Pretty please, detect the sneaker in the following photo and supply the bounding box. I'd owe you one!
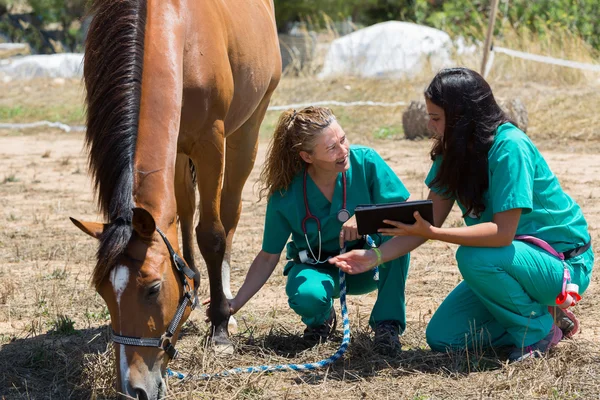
[373,320,401,354]
[508,324,563,363]
[303,307,336,343]
[548,306,579,339]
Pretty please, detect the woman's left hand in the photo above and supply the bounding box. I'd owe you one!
[379,211,434,238]
[339,215,360,248]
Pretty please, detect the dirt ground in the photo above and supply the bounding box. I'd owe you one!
[1,124,599,399]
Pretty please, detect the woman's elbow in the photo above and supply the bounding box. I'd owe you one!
[497,231,515,247]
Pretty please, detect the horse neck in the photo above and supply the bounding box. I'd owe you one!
[132,132,178,227]
[132,2,185,227]
[132,90,181,227]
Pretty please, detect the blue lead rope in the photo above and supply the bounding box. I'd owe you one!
[365,234,380,281]
[167,267,351,381]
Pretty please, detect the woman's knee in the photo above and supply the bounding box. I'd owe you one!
[455,245,500,277]
[286,279,331,317]
[455,246,480,268]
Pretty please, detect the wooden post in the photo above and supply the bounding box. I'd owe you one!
[481,0,500,75]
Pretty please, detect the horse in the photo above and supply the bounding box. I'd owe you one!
[70,0,281,398]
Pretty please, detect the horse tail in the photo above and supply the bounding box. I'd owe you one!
[83,0,147,286]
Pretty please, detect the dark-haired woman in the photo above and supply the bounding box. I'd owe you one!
[329,67,593,362]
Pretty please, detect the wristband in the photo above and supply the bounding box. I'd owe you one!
[372,247,382,267]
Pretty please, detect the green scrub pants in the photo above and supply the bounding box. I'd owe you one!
[286,254,410,331]
[426,241,594,351]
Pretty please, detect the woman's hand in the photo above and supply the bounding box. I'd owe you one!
[378,211,434,238]
[328,249,377,275]
[202,297,238,323]
[339,215,360,248]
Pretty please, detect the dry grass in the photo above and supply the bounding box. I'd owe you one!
[488,21,600,86]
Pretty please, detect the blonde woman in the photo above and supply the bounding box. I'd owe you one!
[219,106,411,352]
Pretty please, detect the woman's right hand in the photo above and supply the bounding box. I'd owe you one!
[328,249,377,275]
[202,297,238,323]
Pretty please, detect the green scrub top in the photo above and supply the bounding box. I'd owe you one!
[263,145,410,274]
[425,123,590,253]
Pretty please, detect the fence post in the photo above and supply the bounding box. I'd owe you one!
[481,0,500,75]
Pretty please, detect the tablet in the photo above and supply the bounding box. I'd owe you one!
[354,200,434,235]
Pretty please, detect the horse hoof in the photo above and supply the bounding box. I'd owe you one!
[213,342,234,356]
[228,316,238,334]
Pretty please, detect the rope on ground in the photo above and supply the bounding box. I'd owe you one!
[166,267,351,381]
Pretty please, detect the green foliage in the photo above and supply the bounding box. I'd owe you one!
[51,314,76,335]
[27,0,88,50]
[274,0,376,31]
[28,0,86,25]
[0,0,88,52]
[374,125,403,139]
[3,174,19,183]
[275,0,600,51]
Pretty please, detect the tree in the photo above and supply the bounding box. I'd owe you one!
[27,0,88,51]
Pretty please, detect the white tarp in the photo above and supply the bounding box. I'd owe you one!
[319,21,454,79]
[0,53,83,80]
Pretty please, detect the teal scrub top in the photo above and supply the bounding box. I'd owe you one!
[263,145,410,274]
[425,123,590,253]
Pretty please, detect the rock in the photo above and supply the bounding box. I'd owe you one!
[319,21,454,79]
[402,101,430,140]
[0,53,83,80]
[402,98,529,140]
[499,98,529,132]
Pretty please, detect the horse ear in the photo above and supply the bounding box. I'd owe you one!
[70,217,105,239]
[132,207,156,239]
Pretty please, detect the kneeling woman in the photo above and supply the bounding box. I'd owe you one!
[329,68,593,362]
[222,106,411,352]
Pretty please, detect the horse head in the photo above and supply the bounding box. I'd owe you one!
[71,208,198,399]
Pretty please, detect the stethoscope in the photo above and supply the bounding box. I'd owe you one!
[302,168,350,264]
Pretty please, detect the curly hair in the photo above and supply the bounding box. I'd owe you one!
[258,106,335,200]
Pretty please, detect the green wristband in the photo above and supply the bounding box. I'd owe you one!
[372,247,382,266]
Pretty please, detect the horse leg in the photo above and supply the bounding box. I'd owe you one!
[191,124,232,354]
[174,153,197,271]
[220,95,275,335]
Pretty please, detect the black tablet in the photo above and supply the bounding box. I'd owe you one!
[354,200,434,235]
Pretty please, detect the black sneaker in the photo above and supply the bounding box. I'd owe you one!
[373,320,401,354]
[303,307,336,343]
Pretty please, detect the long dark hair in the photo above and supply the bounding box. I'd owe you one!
[425,67,512,217]
[84,0,147,287]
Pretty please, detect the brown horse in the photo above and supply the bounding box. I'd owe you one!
[70,0,281,398]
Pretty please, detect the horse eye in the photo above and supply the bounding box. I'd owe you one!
[147,282,161,298]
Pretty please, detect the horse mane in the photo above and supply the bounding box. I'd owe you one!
[83,0,147,287]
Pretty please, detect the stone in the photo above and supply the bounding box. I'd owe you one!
[402,98,529,140]
[402,101,430,140]
[319,21,454,79]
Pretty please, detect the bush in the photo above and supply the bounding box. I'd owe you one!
[27,0,87,50]
[275,0,600,51]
